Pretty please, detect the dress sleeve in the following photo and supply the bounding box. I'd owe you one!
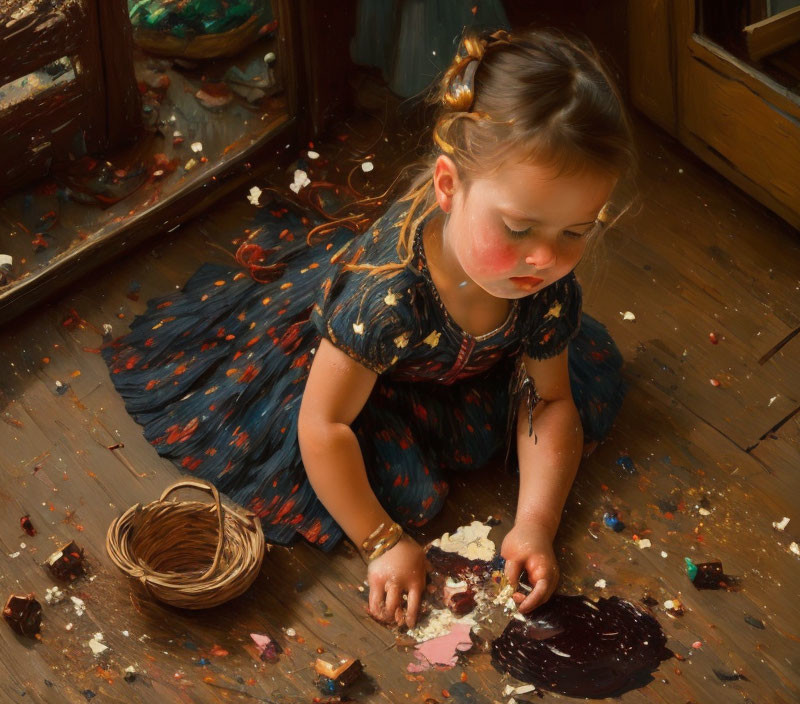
[310,266,409,375]
[520,272,583,360]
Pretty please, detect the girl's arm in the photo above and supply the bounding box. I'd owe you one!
[298,337,389,544]
[516,349,583,536]
[297,338,426,626]
[502,348,583,611]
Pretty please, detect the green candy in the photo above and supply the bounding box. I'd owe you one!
[685,557,697,581]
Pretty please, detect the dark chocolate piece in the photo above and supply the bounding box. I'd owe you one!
[45,540,85,581]
[492,595,671,699]
[315,657,363,694]
[3,593,42,637]
[692,561,738,590]
[426,545,493,577]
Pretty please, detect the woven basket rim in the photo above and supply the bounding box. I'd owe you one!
[106,479,265,608]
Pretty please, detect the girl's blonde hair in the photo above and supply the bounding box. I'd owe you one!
[308,27,636,275]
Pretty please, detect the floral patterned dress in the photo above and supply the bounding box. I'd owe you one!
[102,196,625,550]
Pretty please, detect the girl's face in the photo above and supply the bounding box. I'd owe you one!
[434,155,618,299]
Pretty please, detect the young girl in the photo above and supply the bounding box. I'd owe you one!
[103,28,634,629]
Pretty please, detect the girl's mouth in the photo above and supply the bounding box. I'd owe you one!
[510,276,544,291]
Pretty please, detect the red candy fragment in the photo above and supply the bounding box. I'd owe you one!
[20,515,36,536]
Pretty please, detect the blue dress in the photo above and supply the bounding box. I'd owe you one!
[102,195,625,550]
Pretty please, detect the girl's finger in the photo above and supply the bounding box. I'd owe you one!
[383,583,402,622]
[504,558,524,587]
[368,577,385,618]
[518,578,549,613]
[405,586,422,628]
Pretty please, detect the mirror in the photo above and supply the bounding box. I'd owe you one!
[0,0,292,323]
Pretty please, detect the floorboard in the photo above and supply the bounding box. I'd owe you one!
[1,72,798,703]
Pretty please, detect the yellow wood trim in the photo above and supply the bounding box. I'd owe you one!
[744,5,800,61]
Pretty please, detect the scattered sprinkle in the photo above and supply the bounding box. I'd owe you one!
[698,508,711,516]
[285,627,296,637]
[307,150,319,159]
[620,311,636,321]
[594,579,607,588]
[660,551,668,558]
[790,542,799,556]
[190,142,203,153]
[710,378,721,387]
[603,512,624,532]
[744,614,765,629]
[247,186,262,206]
[708,332,718,344]
[615,455,636,474]
[691,640,702,649]
[637,538,652,549]
[768,395,779,406]
[71,596,86,616]
[361,161,374,173]
[45,586,65,604]
[289,169,310,194]
[773,516,790,531]
[88,633,108,655]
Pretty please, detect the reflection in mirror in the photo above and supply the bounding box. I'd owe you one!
[0,57,76,112]
[0,0,288,318]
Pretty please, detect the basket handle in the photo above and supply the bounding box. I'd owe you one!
[160,480,224,580]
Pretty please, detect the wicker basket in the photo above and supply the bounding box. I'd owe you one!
[106,480,265,609]
[133,14,265,60]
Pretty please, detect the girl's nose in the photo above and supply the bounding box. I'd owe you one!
[525,244,556,270]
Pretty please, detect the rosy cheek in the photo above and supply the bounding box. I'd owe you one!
[469,234,518,276]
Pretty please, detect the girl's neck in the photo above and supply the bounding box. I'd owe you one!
[422,211,513,338]
[423,212,470,291]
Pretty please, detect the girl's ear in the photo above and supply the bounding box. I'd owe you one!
[433,154,460,214]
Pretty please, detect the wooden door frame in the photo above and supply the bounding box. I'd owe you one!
[629,1,800,230]
[673,0,800,229]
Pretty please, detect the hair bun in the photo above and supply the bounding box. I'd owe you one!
[442,30,512,112]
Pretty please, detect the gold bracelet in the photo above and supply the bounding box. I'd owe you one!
[361,521,403,562]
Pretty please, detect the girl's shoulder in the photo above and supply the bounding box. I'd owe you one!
[354,197,417,266]
[308,199,424,373]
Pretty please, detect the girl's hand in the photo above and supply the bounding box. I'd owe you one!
[501,522,559,613]
[366,534,426,628]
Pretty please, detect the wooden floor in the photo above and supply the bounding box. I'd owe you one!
[1,70,799,704]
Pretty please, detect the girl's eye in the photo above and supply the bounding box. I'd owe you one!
[503,223,532,239]
[563,230,585,239]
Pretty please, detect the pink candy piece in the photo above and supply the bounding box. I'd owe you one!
[407,623,473,672]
